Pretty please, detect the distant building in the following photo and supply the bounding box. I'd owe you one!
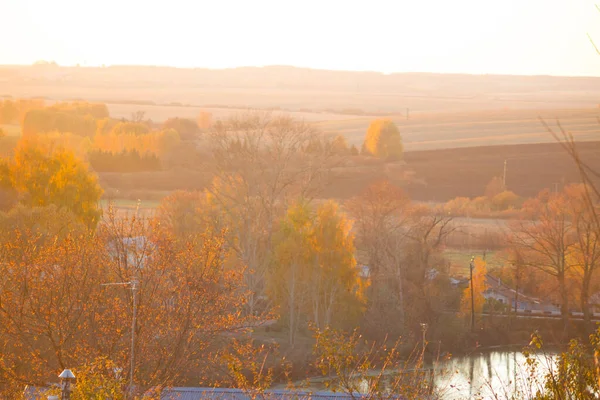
[484,275,559,313]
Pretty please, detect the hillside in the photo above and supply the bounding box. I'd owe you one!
[1,65,600,115]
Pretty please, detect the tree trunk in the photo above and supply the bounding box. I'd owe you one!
[581,272,591,330]
[558,272,569,335]
[396,260,405,331]
[289,265,296,347]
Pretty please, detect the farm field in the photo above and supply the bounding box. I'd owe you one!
[3,65,600,114]
[443,249,505,278]
[104,103,377,124]
[314,107,600,150]
[106,104,600,151]
[402,141,600,201]
[101,104,600,151]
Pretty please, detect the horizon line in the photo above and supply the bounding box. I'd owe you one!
[1,63,599,79]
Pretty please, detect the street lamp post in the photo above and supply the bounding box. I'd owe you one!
[101,279,139,397]
[470,256,475,332]
[58,369,76,400]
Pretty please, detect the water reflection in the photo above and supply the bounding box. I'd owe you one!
[295,349,556,399]
[437,350,556,399]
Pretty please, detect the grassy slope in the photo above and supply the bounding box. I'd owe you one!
[444,249,505,278]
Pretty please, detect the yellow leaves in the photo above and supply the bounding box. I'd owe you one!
[460,257,488,317]
[271,199,360,330]
[363,119,403,160]
[7,137,103,227]
[92,126,180,157]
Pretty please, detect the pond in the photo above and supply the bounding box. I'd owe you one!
[435,349,556,399]
[293,348,557,399]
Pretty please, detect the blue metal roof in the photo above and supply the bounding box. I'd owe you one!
[161,387,406,399]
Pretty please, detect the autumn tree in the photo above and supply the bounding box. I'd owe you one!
[0,100,18,124]
[88,149,162,172]
[50,101,109,119]
[6,137,103,227]
[65,357,126,400]
[564,184,600,328]
[21,101,107,137]
[491,190,522,211]
[99,209,259,391]
[362,119,403,160]
[0,158,17,211]
[92,127,180,157]
[331,134,349,155]
[309,201,359,330]
[197,110,213,130]
[403,206,455,327]
[0,223,106,391]
[346,180,411,335]
[270,201,313,346]
[0,204,261,396]
[154,190,226,241]
[130,110,146,123]
[162,117,200,140]
[110,121,150,135]
[205,111,336,315]
[484,176,504,198]
[460,257,488,317]
[509,188,576,333]
[0,98,43,125]
[270,200,359,346]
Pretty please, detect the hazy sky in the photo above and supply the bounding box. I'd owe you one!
[1,0,600,76]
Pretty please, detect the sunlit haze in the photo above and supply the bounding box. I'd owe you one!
[2,0,600,75]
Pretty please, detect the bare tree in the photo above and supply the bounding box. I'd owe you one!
[509,190,575,333]
[204,111,337,316]
[130,110,146,123]
[404,206,455,324]
[564,185,600,329]
[346,180,411,335]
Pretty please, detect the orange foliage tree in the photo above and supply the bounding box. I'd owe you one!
[510,188,576,332]
[362,119,403,160]
[5,137,102,227]
[0,204,261,396]
[205,112,336,315]
[460,257,488,316]
[270,200,360,346]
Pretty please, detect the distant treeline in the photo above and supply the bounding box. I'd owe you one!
[0,99,45,125]
[22,102,109,136]
[89,149,162,172]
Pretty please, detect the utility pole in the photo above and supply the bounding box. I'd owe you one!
[101,279,139,398]
[513,262,519,316]
[470,256,475,332]
[503,159,507,190]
